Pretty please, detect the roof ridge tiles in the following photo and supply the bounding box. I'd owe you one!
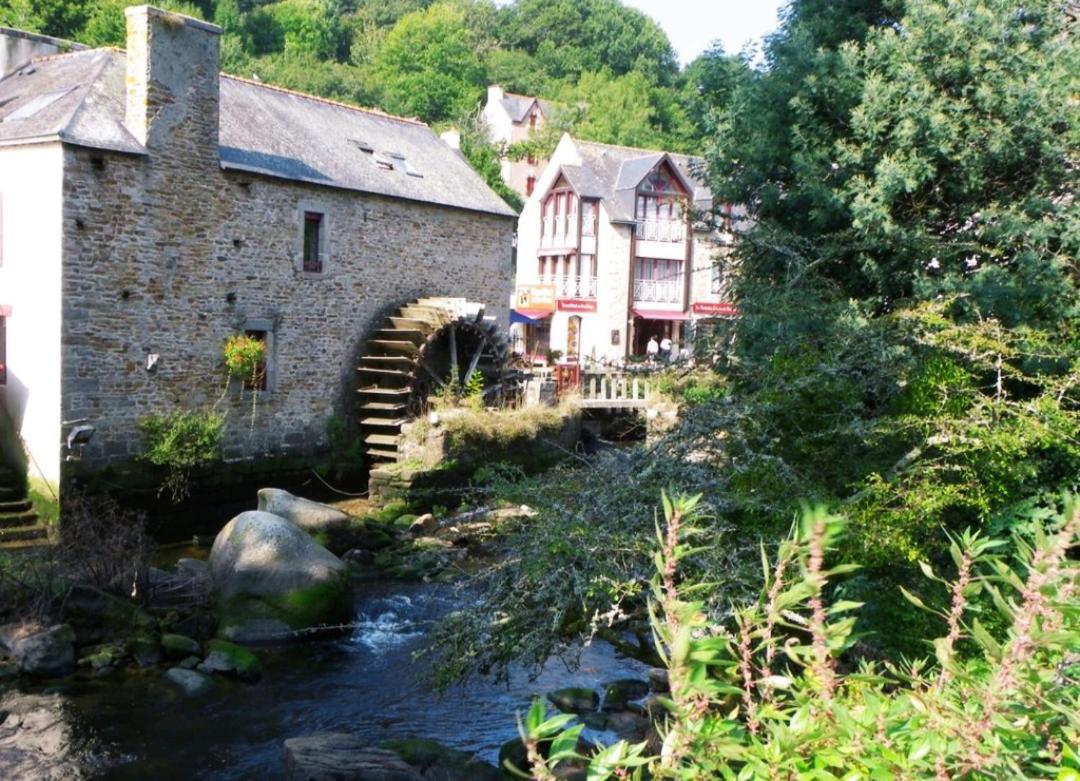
[221,73,428,128]
[573,136,701,160]
[29,47,116,65]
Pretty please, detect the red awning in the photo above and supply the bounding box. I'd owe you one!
[632,308,689,321]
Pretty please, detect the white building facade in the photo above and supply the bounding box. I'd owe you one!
[482,85,550,198]
[512,135,736,365]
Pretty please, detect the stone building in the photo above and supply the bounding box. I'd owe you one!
[481,84,551,198]
[0,7,516,498]
[511,134,737,364]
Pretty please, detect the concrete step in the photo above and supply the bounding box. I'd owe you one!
[0,538,53,553]
[0,499,32,514]
[0,511,39,528]
[0,487,24,502]
[0,524,49,543]
[364,434,399,447]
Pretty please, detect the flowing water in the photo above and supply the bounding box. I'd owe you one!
[0,581,648,780]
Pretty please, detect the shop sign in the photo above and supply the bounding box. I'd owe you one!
[514,285,556,313]
[557,299,598,313]
[692,301,737,316]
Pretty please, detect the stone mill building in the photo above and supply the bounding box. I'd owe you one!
[0,6,517,498]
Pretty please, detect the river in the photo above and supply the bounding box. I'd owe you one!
[0,581,648,780]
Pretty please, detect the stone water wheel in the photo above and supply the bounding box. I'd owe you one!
[357,297,512,462]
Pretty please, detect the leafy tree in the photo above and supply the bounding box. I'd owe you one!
[366,1,485,123]
[500,0,679,86]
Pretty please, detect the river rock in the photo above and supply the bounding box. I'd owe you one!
[59,585,158,646]
[283,734,421,781]
[219,618,293,644]
[546,686,599,714]
[600,678,650,711]
[176,558,209,579]
[382,737,501,781]
[209,511,353,640]
[407,513,437,536]
[257,489,351,532]
[202,639,262,682]
[0,624,75,678]
[0,692,81,779]
[164,667,214,697]
[161,633,201,659]
[647,667,669,693]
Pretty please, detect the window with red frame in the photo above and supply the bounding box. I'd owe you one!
[526,176,536,196]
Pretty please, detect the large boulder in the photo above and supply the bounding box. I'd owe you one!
[209,511,353,641]
[0,624,75,678]
[283,734,421,781]
[257,489,351,532]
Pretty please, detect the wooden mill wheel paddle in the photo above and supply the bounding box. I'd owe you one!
[356,297,513,462]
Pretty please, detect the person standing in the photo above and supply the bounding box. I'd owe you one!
[659,334,672,363]
[646,335,659,364]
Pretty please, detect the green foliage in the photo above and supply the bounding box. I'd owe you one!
[3,0,724,159]
[138,408,224,502]
[527,495,1080,780]
[222,333,265,382]
[367,2,484,123]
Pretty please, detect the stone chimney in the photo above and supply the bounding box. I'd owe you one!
[124,6,221,162]
[0,28,86,78]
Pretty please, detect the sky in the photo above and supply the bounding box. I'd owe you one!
[621,0,787,64]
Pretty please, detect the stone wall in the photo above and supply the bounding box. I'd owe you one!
[58,9,514,476]
[61,148,513,472]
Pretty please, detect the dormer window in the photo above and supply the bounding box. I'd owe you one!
[635,162,687,243]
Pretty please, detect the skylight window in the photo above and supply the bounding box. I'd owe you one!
[4,89,72,122]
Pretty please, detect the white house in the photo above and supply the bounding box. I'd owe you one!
[482,84,551,198]
[511,135,737,364]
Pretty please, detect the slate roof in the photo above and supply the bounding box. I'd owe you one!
[0,48,516,218]
[499,91,552,124]
[0,49,143,154]
[559,139,712,224]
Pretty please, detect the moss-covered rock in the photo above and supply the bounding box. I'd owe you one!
[546,686,599,714]
[382,737,500,781]
[161,633,201,659]
[208,511,354,642]
[204,639,262,682]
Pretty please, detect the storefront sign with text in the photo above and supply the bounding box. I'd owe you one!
[557,299,598,313]
[692,301,737,316]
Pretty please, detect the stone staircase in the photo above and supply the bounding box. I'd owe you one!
[0,466,50,551]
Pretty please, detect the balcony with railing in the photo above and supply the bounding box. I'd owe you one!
[540,274,598,299]
[632,277,683,304]
[634,218,685,243]
[540,214,578,250]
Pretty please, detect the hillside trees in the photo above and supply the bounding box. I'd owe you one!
[0,0,733,161]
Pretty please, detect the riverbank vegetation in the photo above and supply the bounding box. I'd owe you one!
[429,0,1080,764]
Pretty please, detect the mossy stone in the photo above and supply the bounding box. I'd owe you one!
[546,686,599,714]
[161,633,201,659]
[205,639,262,682]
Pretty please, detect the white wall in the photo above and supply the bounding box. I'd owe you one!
[0,142,64,492]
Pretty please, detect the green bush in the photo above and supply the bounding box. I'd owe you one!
[522,494,1080,780]
[138,409,224,502]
